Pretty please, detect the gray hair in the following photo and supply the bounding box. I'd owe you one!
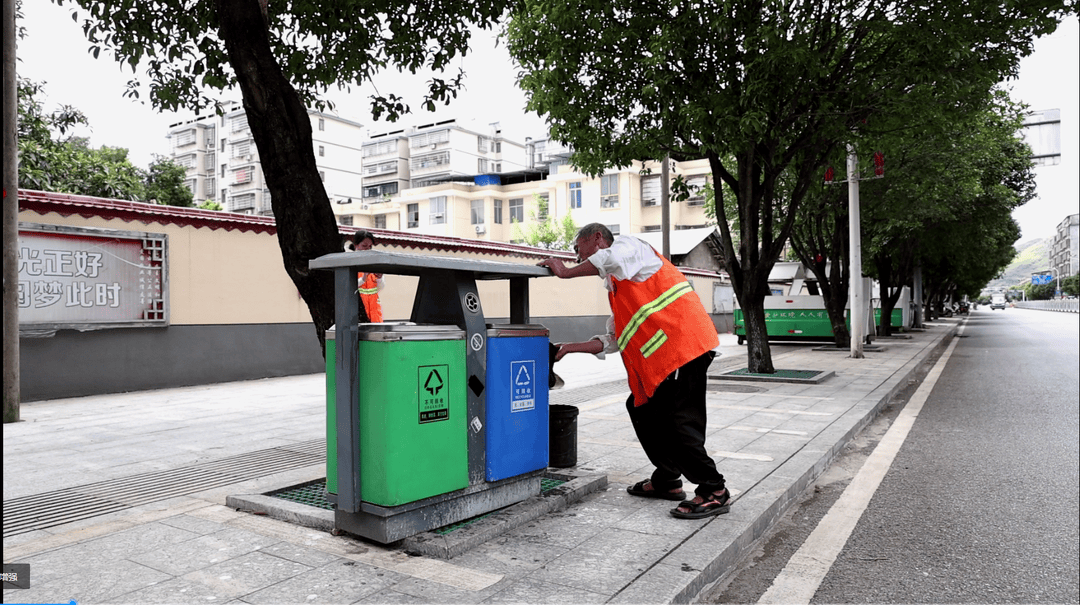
[575,223,614,246]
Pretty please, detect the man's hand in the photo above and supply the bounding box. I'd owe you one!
[537,258,569,278]
[538,257,600,279]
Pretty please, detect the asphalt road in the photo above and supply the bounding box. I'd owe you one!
[708,307,1080,604]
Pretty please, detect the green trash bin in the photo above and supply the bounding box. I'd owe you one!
[326,323,469,507]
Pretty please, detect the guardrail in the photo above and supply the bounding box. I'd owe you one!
[1014,300,1079,313]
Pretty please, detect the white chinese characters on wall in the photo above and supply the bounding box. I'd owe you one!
[17,225,168,328]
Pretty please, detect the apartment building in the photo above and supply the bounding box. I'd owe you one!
[344,156,715,244]
[168,104,365,215]
[332,119,531,226]
[1050,213,1079,279]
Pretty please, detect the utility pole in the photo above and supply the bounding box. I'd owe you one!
[3,0,19,422]
[847,144,864,359]
[660,155,671,260]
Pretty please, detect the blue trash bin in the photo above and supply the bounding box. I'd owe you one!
[484,324,550,481]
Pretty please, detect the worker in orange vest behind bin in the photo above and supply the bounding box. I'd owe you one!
[345,230,384,323]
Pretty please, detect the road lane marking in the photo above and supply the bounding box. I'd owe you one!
[757,325,964,604]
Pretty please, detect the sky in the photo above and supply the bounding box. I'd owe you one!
[15,5,1079,243]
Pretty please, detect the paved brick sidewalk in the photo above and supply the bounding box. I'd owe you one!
[4,323,959,604]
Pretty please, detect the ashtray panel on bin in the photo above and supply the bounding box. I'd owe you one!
[327,324,469,507]
[484,324,550,481]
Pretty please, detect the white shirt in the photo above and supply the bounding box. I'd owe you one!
[585,236,663,356]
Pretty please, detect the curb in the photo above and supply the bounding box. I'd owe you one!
[636,323,959,603]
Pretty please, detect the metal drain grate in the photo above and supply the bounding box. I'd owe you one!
[268,479,334,510]
[2,440,325,538]
[268,477,569,535]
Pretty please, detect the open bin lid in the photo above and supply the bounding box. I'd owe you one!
[485,324,549,338]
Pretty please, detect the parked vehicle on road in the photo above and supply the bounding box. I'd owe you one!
[990,294,1007,310]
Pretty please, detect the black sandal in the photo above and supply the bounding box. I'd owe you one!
[670,488,732,519]
[627,480,685,501]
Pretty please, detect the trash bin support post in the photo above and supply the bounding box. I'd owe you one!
[334,266,362,513]
[510,277,529,324]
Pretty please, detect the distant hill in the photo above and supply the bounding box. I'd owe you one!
[986,237,1051,290]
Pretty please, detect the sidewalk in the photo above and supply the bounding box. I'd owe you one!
[4,323,958,604]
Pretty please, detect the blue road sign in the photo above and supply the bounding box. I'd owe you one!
[1032,274,1053,285]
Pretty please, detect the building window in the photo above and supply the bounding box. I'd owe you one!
[471,199,485,225]
[641,175,660,206]
[205,178,216,196]
[606,224,621,236]
[204,152,216,173]
[231,140,252,158]
[478,136,489,153]
[364,182,399,199]
[230,192,256,211]
[601,174,619,208]
[318,145,325,157]
[174,129,196,147]
[537,193,550,221]
[686,175,708,206]
[509,198,524,223]
[478,158,490,173]
[339,215,353,226]
[364,160,397,176]
[233,167,253,185]
[176,154,197,170]
[407,203,420,228]
[231,114,249,133]
[319,171,326,182]
[409,129,450,148]
[494,141,502,153]
[206,127,215,148]
[569,182,582,208]
[318,118,325,131]
[375,215,387,229]
[494,199,503,224]
[362,140,398,157]
[643,225,662,232]
[429,196,447,224]
[185,179,197,194]
[220,189,227,203]
[410,151,450,171]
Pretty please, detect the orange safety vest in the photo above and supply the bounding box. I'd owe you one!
[357,272,383,323]
[609,252,718,406]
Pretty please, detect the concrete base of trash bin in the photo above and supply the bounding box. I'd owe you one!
[332,470,544,544]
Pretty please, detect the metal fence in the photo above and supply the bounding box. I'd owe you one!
[1014,300,1079,313]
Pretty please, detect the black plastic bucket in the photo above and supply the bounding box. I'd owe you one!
[549,404,579,468]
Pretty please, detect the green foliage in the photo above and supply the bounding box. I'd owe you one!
[506,0,1072,371]
[198,199,223,211]
[1062,274,1079,296]
[17,78,195,205]
[145,155,194,207]
[1023,282,1057,300]
[58,0,510,121]
[854,91,1034,300]
[513,194,577,250]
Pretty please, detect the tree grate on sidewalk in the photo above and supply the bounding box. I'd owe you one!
[267,477,567,534]
[726,368,823,379]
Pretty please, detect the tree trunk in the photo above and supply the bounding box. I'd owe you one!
[735,269,775,374]
[215,0,363,350]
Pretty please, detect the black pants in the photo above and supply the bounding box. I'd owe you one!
[626,351,725,498]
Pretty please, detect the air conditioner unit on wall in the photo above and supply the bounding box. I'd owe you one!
[475,225,486,234]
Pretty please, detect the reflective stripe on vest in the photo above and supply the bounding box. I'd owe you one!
[616,281,694,352]
[358,287,379,295]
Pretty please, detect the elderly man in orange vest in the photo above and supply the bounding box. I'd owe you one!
[539,223,730,519]
[346,230,383,323]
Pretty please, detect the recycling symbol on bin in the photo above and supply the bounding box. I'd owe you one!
[515,364,531,385]
[424,369,444,396]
